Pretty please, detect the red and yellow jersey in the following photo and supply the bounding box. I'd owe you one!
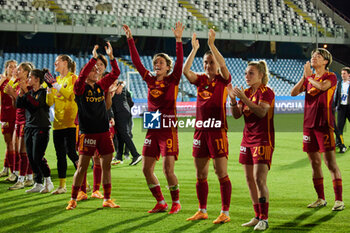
[193,73,231,131]
[127,38,183,122]
[303,72,337,129]
[0,79,16,122]
[239,84,275,148]
[46,72,78,130]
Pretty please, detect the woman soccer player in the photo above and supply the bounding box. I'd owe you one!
[123,22,183,214]
[5,62,34,190]
[228,60,275,231]
[76,53,114,201]
[46,54,79,194]
[291,48,344,211]
[0,60,17,181]
[16,68,54,193]
[66,42,120,210]
[184,31,232,224]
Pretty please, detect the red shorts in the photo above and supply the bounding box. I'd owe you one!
[239,145,274,169]
[15,124,25,138]
[78,131,115,156]
[192,129,228,159]
[1,121,15,135]
[142,129,179,160]
[303,127,335,153]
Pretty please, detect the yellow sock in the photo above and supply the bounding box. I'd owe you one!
[59,178,66,188]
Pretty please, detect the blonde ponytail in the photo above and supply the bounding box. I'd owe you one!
[248,60,269,85]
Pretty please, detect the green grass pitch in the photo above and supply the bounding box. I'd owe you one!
[0,114,349,232]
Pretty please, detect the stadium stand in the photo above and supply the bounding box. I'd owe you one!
[0,0,347,38]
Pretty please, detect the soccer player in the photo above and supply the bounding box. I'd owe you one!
[291,48,344,211]
[5,62,35,190]
[66,42,120,210]
[16,68,54,193]
[123,22,183,214]
[333,67,350,152]
[184,31,232,224]
[0,60,17,181]
[46,54,79,194]
[76,53,113,201]
[228,60,274,231]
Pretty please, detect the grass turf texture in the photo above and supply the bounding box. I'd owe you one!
[0,114,349,232]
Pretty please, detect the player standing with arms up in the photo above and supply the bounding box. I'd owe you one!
[228,60,274,231]
[123,22,183,214]
[291,48,344,211]
[184,31,232,224]
[66,42,120,210]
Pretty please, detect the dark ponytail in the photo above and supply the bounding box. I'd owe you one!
[30,68,49,84]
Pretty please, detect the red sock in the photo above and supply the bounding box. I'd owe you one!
[253,203,260,218]
[196,178,208,209]
[6,151,14,173]
[259,202,269,220]
[14,151,20,172]
[170,188,179,202]
[313,178,325,200]
[93,164,102,192]
[19,153,29,176]
[103,183,112,200]
[149,185,164,202]
[71,185,80,199]
[333,179,342,201]
[80,173,87,193]
[219,176,231,211]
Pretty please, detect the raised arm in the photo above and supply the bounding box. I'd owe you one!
[171,22,184,81]
[74,45,98,96]
[183,33,199,83]
[208,29,230,80]
[98,42,120,91]
[123,25,149,79]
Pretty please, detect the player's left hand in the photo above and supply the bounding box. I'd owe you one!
[172,22,184,40]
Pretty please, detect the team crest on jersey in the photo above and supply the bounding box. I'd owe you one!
[97,88,101,93]
[198,90,212,99]
[88,90,93,96]
[150,89,164,98]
